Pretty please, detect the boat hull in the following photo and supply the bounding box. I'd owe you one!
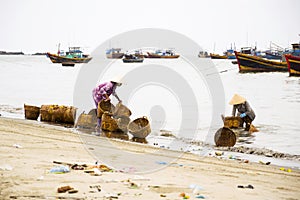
[234,51,287,73]
[46,53,92,63]
[285,54,300,76]
[144,52,179,58]
[210,53,227,59]
[106,53,124,59]
[122,58,144,63]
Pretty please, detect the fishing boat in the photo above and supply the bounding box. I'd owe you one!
[234,51,287,73]
[46,46,92,63]
[106,48,124,59]
[210,53,227,59]
[144,49,180,58]
[122,54,144,63]
[224,49,236,59]
[263,42,285,60]
[285,54,300,76]
[198,51,210,58]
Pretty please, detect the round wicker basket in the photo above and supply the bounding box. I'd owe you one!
[128,117,151,138]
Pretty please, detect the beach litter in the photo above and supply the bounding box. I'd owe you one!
[49,165,70,174]
[156,161,168,165]
[189,184,203,194]
[259,161,271,165]
[0,164,13,171]
[13,144,22,148]
[57,185,73,193]
[36,176,44,181]
[89,185,101,192]
[280,167,292,172]
[237,184,254,189]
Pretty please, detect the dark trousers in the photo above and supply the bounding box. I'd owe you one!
[242,116,253,131]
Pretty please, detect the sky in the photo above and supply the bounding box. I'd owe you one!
[1,0,300,54]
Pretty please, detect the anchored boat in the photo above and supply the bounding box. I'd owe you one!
[234,51,287,73]
[46,46,92,64]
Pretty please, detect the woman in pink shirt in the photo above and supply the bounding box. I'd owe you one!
[92,77,122,132]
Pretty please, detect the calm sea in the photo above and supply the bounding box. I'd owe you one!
[0,55,299,159]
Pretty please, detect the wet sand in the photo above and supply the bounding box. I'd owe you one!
[0,117,299,200]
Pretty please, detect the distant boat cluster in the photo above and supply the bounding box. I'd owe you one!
[199,42,300,76]
[3,39,299,77]
[106,48,180,63]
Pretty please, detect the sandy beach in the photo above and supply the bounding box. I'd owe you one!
[0,117,299,200]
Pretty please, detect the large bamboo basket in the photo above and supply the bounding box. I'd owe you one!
[40,105,77,125]
[223,116,243,128]
[24,104,40,120]
[113,102,132,117]
[116,116,131,132]
[128,117,151,138]
[101,112,119,132]
[75,111,97,129]
[97,100,115,118]
[214,127,236,147]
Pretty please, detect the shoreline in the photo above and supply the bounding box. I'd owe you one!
[1,117,300,199]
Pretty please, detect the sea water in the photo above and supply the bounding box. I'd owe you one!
[0,55,299,158]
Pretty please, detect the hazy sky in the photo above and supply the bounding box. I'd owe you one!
[1,0,300,54]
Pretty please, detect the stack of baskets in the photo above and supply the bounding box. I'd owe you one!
[40,105,77,125]
[97,100,151,139]
[99,100,131,135]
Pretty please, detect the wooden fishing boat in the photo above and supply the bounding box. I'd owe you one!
[106,48,124,59]
[144,49,180,58]
[285,54,300,76]
[122,54,144,63]
[198,51,210,58]
[234,51,287,73]
[46,47,92,63]
[210,53,227,59]
[224,49,236,59]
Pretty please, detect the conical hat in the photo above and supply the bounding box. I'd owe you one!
[110,75,123,85]
[229,94,246,105]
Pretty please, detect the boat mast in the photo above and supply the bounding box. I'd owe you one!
[57,43,61,55]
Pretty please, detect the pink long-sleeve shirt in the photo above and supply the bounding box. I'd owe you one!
[92,81,116,107]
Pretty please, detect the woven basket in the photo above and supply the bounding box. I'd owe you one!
[75,112,97,129]
[214,127,236,147]
[116,116,130,132]
[101,112,119,132]
[128,117,151,138]
[97,100,115,118]
[223,116,243,128]
[24,104,40,120]
[40,105,77,125]
[114,102,132,117]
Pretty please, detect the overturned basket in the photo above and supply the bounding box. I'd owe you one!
[128,117,151,139]
[214,127,236,147]
[24,104,40,120]
[97,100,115,118]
